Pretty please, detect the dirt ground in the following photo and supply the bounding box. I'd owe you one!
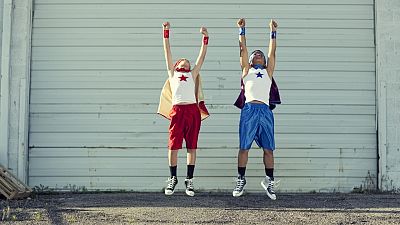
[1,192,399,225]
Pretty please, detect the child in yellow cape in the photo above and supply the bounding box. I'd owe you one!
[157,22,209,197]
[157,73,209,121]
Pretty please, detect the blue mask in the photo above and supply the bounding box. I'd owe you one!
[253,64,265,69]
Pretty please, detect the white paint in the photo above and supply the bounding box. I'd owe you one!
[0,0,33,183]
[18,78,28,183]
[0,0,13,168]
[0,0,3,72]
[15,0,33,183]
[378,82,387,189]
[29,0,377,192]
[375,0,400,191]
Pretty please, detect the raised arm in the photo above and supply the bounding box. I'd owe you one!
[237,18,250,76]
[267,20,278,78]
[191,27,209,79]
[163,22,174,77]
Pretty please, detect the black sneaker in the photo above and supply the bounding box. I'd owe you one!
[261,176,276,200]
[184,178,195,197]
[232,176,246,197]
[165,176,178,195]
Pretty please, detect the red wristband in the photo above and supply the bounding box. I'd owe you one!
[203,36,209,45]
[163,30,169,38]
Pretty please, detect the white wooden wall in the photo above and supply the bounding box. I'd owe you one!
[29,0,376,192]
[0,0,3,122]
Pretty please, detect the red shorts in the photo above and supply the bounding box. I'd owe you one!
[168,104,201,150]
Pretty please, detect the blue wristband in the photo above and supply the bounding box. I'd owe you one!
[271,31,277,39]
[239,27,245,35]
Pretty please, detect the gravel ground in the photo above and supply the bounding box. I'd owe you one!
[1,192,399,224]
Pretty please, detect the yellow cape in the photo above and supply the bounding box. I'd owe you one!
[157,74,210,120]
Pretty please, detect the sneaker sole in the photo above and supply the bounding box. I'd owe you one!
[185,190,195,197]
[164,190,175,196]
[232,190,244,197]
[261,181,277,200]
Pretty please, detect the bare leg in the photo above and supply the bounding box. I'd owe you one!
[168,149,179,166]
[186,149,196,165]
[263,149,274,168]
[238,150,249,167]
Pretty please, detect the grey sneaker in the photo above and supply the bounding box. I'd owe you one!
[165,176,178,195]
[232,176,246,197]
[184,178,195,197]
[261,176,276,200]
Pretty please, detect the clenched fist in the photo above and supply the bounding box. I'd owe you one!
[269,20,278,31]
[200,27,208,36]
[163,22,170,30]
[237,18,245,28]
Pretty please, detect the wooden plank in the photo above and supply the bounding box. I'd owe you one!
[29,89,376,105]
[30,71,376,81]
[33,11,373,20]
[33,4,374,20]
[30,61,376,72]
[31,46,375,61]
[32,27,374,36]
[34,0,374,5]
[29,70,376,90]
[27,156,377,169]
[28,157,377,171]
[29,103,376,115]
[29,77,376,88]
[28,132,377,149]
[32,18,374,29]
[28,176,376,193]
[32,38,375,48]
[29,168,376,178]
[32,32,375,42]
[28,113,375,134]
[30,81,376,90]
[28,147,377,158]
[32,32,373,40]
[0,165,32,199]
[28,124,375,135]
[0,2,2,77]
[32,28,374,44]
[29,113,376,125]
[29,72,376,90]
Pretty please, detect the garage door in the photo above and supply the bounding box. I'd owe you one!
[29,0,376,192]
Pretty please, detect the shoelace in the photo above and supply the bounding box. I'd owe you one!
[166,177,177,189]
[234,179,245,191]
[268,181,275,193]
[186,179,194,189]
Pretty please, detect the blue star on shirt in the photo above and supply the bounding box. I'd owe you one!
[256,72,263,78]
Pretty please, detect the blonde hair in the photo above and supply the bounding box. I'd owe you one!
[174,58,191,70]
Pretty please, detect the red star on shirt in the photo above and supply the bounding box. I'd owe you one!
[179,75,188,81]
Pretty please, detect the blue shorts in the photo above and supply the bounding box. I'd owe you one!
[239,103,275,150]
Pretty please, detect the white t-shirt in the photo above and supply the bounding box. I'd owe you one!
[169,71,197,105]
[243,67,272,105]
